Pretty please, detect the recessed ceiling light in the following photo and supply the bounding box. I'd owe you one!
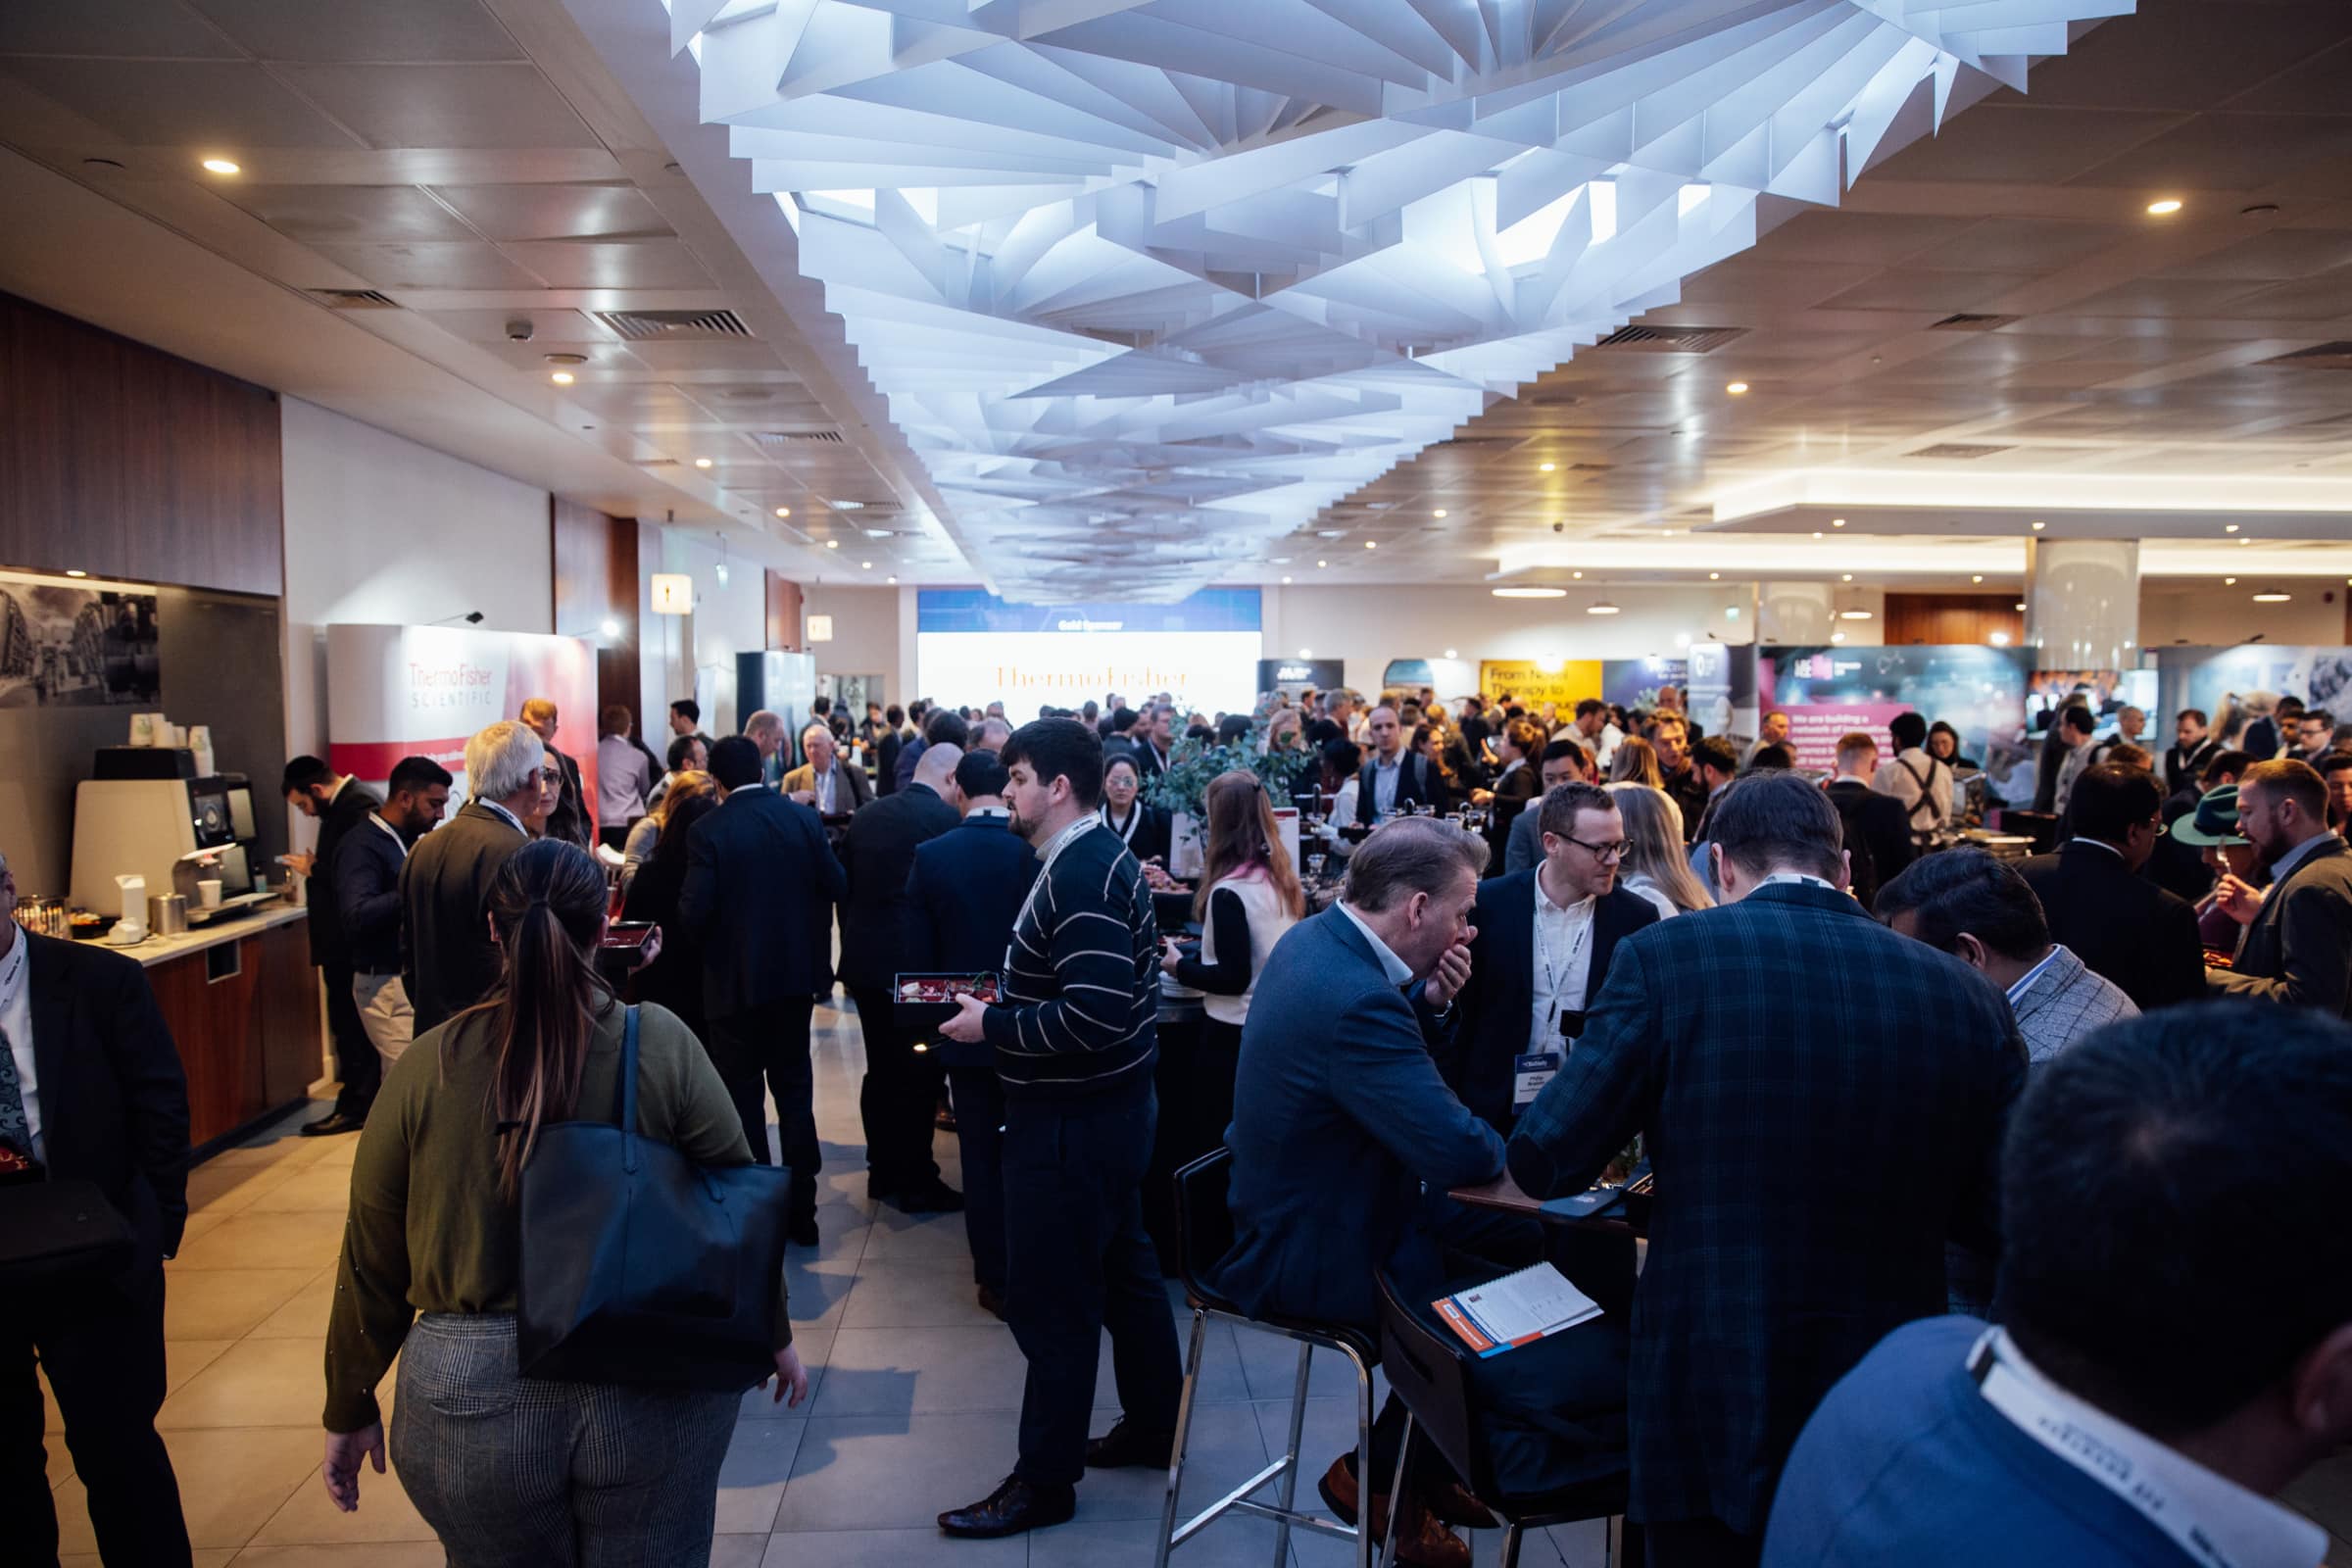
[774,507,791,518]
[64,568,87,578]
[1586,601,1622,615]
[1725,381,1749,395]
[2015,602,2029,612]
[1839,609,1873,620]
[1538,462,1556,472]
[1989,631,2012,647]
[2253,590,2291,603]
[2146,198,2183,216]
[1316,529,1345,538]
[1972,574,1984,583]
[2225,577,2236,586]
[1831,630,1847,644]
[1660,529,1676,537]
[200,157,240,175]
[1572,570,1584,579]
[550,369,574,385]
[1841,573,1853,582]
[1364,540,1377,549]
[1444,648,1457,659]
[1317,559,1328,567]
[1811,531,1823,539]
[1494,587,1568,599]
[825,539,838,549]
[886,575,897,584]
[2239,537,2252,547]
[861,561,872,569]
[1271,557,1291,564]
[1709,572,1720,580]
[1432,509,1447,518]
[2225,524,2239,533]
[1281,575,1292,584]
[865,528,891,538]
[2031,520,2045,531]
[1831,517,1846,527]
[694,457,712,468]
[1298,648,1313,659]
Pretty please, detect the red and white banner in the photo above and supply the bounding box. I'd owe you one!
[325,624,598,810]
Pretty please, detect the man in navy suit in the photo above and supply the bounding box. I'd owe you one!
[1510,770,2026,1566]
[679,735,847,1247]
[904,749,1041,1316]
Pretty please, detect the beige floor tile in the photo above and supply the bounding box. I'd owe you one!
[163,1267,318,1340]
[246,1440,436,1546]
[709,1536,767,1567]
[176,1208,235,1248]
[45,1431,74,1489]
[231,1547,444,1566]
[167,1337,239,1396]
[204,1136,327,1170]
[171,1210,348,1272]
[243,1159,362,1211]
[159,1337,328,1430]
[184,1158,310,1217]
[54,1426,318,1553]
[714,1416,807,1535]
[739,1327,834,1421]
[248,1267,340,1339]
[61,1553,235,1568]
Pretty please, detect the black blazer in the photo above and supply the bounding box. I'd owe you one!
[543,743,592,849]
[1439,870,1658,1134]
[837,783,960,989]
[2020,840,2205,1012]
[2210,836,2352,1016]
[2164,736,2220,798]
[308,778,382,965]
[619,838,706,1042]
[874,728,904,798]
[904,812,1041,1065]
[1100,801,1173,865]
[19,932,191,1261]
[1354,751,1446,824]
[678,784,846,1015]
[1482,760,1543,858]
[1823,780,1916,912]
[400,802,529,1035]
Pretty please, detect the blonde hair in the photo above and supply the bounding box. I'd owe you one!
[1609,736,1663,789]
[1607,783,1713,912]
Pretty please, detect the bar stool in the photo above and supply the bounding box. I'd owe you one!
[1154,1149,1379,1568]
[1372,1270,1636,1568]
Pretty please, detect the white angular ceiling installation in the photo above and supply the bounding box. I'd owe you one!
[665,0,2128,602]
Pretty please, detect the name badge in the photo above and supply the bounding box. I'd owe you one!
[1513,1051,1563,1110]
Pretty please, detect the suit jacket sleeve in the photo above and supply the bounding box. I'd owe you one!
[1327,990,1504,1189]
[334,832,401,947]
[2210,875,2352,1010]
[1506,938,1660,1198]
[2151,893,2210,1009]
[107,957,191,1254]
[1504,810,1540,875]
[807,807,849,904]
[397,851,418,1013]
[678,817,717,939]
[902,854,936,973]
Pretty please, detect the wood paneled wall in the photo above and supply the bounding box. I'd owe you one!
[766,571,804,651]
[551,498,642,725]
[1885,592,2026,648]
[0,290,282,595]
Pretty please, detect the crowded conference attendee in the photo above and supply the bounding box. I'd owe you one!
[618,769,719,1045]
[2,848,195,1568]
[2020,763,2205,1011]
[2047,705,2101,817]
[1503,738,1593,873]
[333,756,452,1080]
[1822,731,1916,911]
[1648,712,1708,841]
[518,697,591,849]
[678,734,845,1246]
[400,720,541,1034]
[784,720,873,814]
[1479,716,1546,857]
[1766,1004,2352,1567]
[895,704,970,793]
[1098,750,1173,864]
[1609,783,1713,918]
[934,719,1181,1539]
[284,754,384,1136]
[1355,704,1447,822]
[2165,707,2220,797]
[594,705,657,852]
[2207,758,2352,1015]
[905,749,1039,1316]
[320,840,807,1559]
[1508,771,2026,1565]
[1873,710,1953,841]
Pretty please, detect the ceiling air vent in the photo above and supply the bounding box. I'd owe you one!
[593,308,752,342]
[1569,462,1613,471]
[635,458,680,468]
[1930,314,2021,331]
[1430,435,1518,449]
[749,429,846,446]
[2264,342,2352,368]
[1905,443,2015,461]
[309,289,397,309]
[1593,324,1749,353]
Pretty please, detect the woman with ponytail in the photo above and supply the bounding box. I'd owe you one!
[319,838,806,1563]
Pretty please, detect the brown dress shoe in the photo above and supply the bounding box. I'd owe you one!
[1316,1455,1471,1568]
[1422,1476,1499,1531]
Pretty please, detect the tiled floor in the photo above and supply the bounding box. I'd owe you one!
[41,993,2352,1565]
[36,995,1615,1566]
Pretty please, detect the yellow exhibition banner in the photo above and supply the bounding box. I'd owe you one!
[1479,660,1603,710]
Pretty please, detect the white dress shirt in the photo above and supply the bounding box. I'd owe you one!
[1872,747,1953,831]
[1337,902,1415,985]
[2270,828,2338,884]
[0,929,41,1163]
[812,763,838,814]
[1369,751,1404,815]
[1530,867,1596,1051]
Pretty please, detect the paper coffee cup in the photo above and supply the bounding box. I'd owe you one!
[197,880,223,908]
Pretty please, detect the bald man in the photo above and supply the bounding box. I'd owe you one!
[840,742,969,1210]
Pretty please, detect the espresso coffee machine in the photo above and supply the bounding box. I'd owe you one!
[70,746,264,917]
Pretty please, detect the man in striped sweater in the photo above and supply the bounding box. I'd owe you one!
[936,717,1184,1538]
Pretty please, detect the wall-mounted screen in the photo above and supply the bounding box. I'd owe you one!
[915,589,1262,715]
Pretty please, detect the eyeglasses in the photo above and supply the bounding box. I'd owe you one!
[1561,835,1632,862]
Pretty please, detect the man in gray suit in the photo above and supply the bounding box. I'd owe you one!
[2210,758,2352,1016]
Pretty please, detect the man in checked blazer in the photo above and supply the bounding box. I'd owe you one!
[2208,758,2352,1016]
[1507,771,2028,1566]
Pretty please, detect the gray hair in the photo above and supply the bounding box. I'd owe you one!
[466,719,545,804]
[1344,816,1488,912]
[745,709,784,741]
[802,721,833,749]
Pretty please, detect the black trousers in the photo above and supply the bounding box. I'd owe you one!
[848,986,943,1195]
[706,999,819,1225]
[1004,1079,1183,1489]
[947,1066,1006,1294]
[322,958,379,1118]
[1645,1519,1759,1568]
[3,1260,191,1568]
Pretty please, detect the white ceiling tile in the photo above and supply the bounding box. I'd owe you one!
[309,240,547,289]
[0,1,241,59]
[187,0,523,63]
[427,183,671,240]
[1871,106,2193,184]
[0,58,360,147]
[270,63,598,150]
[496,239,711,289]
[223,182,476,241]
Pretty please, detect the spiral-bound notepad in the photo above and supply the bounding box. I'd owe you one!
[1432,1262,1601,1358]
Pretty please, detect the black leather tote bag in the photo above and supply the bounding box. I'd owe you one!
[516,1006,792,1390]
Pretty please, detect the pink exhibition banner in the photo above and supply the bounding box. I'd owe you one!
[1776,703,1911,772]
[324,623,598,813]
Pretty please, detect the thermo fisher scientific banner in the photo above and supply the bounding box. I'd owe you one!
[915,589,1262,714]
[324,623,599,804]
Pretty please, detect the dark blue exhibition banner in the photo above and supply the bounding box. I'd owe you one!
[915,587,1261,635]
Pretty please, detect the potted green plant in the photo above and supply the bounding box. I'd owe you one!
[1143,696,1316,877]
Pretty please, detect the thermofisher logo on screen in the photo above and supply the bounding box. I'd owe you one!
[917,588,1261,714]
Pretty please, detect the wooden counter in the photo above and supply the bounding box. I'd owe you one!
[109,903,320,1149]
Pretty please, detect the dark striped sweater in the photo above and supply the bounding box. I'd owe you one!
[983,819,1160,1098]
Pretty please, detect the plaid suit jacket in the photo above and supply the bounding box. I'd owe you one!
[2013,945,2137,1065]
[1506,879,2027,1535]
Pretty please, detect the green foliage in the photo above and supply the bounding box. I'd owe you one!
[1141,700,1315,817]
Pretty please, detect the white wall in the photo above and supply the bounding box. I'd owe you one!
[2140,585,2345,651]
[658,533,766,735]
[804,583,903,695]
[280,397,552,761]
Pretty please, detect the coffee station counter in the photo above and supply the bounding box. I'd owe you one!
[117,898,307,968]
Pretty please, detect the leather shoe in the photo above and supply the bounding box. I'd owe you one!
[787,1217,819,1249]
[1084,1417,1176,1470]
[892,1179,965,1214]
[976,1284,1007,1321]
[938,1474,1076,1538]
[299,1110,366,1137]
[1317,1456,1470,1568]
[1423,1477,1499,1531]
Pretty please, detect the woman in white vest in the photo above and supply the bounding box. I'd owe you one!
[1159,770,1304,1132]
